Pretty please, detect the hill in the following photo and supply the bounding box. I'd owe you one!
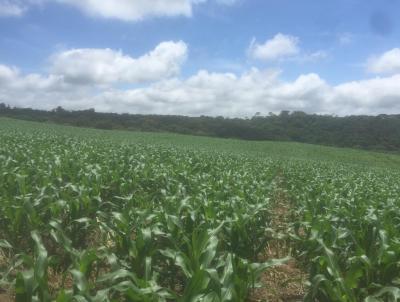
[1,104,400,152]
[1,117,400,169]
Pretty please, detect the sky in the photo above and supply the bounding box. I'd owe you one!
[0,0,400,117]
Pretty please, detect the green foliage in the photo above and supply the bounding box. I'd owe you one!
[2,105,400,152]
[0,118,286,301]
[285,161,400,301]
[1,118,400,301]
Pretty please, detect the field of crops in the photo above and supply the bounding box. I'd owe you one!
[1,118,400,302]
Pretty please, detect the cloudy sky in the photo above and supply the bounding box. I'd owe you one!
[0,0,400,116]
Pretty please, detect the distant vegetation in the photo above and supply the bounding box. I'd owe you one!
[1,103,400,152]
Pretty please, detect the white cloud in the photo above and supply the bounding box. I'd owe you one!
[62,71,400,116]
[367,48,400,75]
[2,58,400,116]
[333,75,400,114]
[0,63,90,110]
[248,33,300,61]
[51,41,188,85]
[0,65,64,90]
[76,69,286,116]
[0,65,18,80]
[55,0,193,21]
[248,34,327,64]
[0,0,237,20]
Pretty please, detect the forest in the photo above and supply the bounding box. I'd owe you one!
[1,103,400,152]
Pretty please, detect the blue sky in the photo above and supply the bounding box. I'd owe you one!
[0,0,400,116]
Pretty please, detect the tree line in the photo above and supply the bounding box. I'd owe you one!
[1,103,400,152]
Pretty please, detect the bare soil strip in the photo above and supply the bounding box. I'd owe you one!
[0,294,13,302]
[0,250,13,302]
[249,174,307,302]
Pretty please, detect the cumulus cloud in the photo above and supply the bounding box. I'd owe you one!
[50,41,188,85]
[2,58,400,116]
[59,0,239,21]
[333,75,400,114]
[0,64,65,90]
[0,65,18,80]
[0,0,237,20]
[0,63,92,110]
[55,0,193,21]
[248,34,327,64]
[367,48,400,75]
[248,34,300,61]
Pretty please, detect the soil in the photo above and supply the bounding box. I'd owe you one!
[0,294,13,302]
[0,288,12,302]
[248,175,307,302]
[0,251,13,302]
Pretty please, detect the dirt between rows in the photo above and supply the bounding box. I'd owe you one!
[0,176,306,302]
[0,289,12,302]
[248,175,307,302]
[0,294,12,302]
[0,250,13,302]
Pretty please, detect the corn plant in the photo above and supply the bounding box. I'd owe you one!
[0,119,286,301]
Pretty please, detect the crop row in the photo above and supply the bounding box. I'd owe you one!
[2,120,400,301]
[284,161,400,301]
[0,129,285,301]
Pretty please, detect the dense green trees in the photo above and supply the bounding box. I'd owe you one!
[1,103,400,152]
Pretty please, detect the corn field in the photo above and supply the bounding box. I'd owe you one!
[0,118,400,301]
